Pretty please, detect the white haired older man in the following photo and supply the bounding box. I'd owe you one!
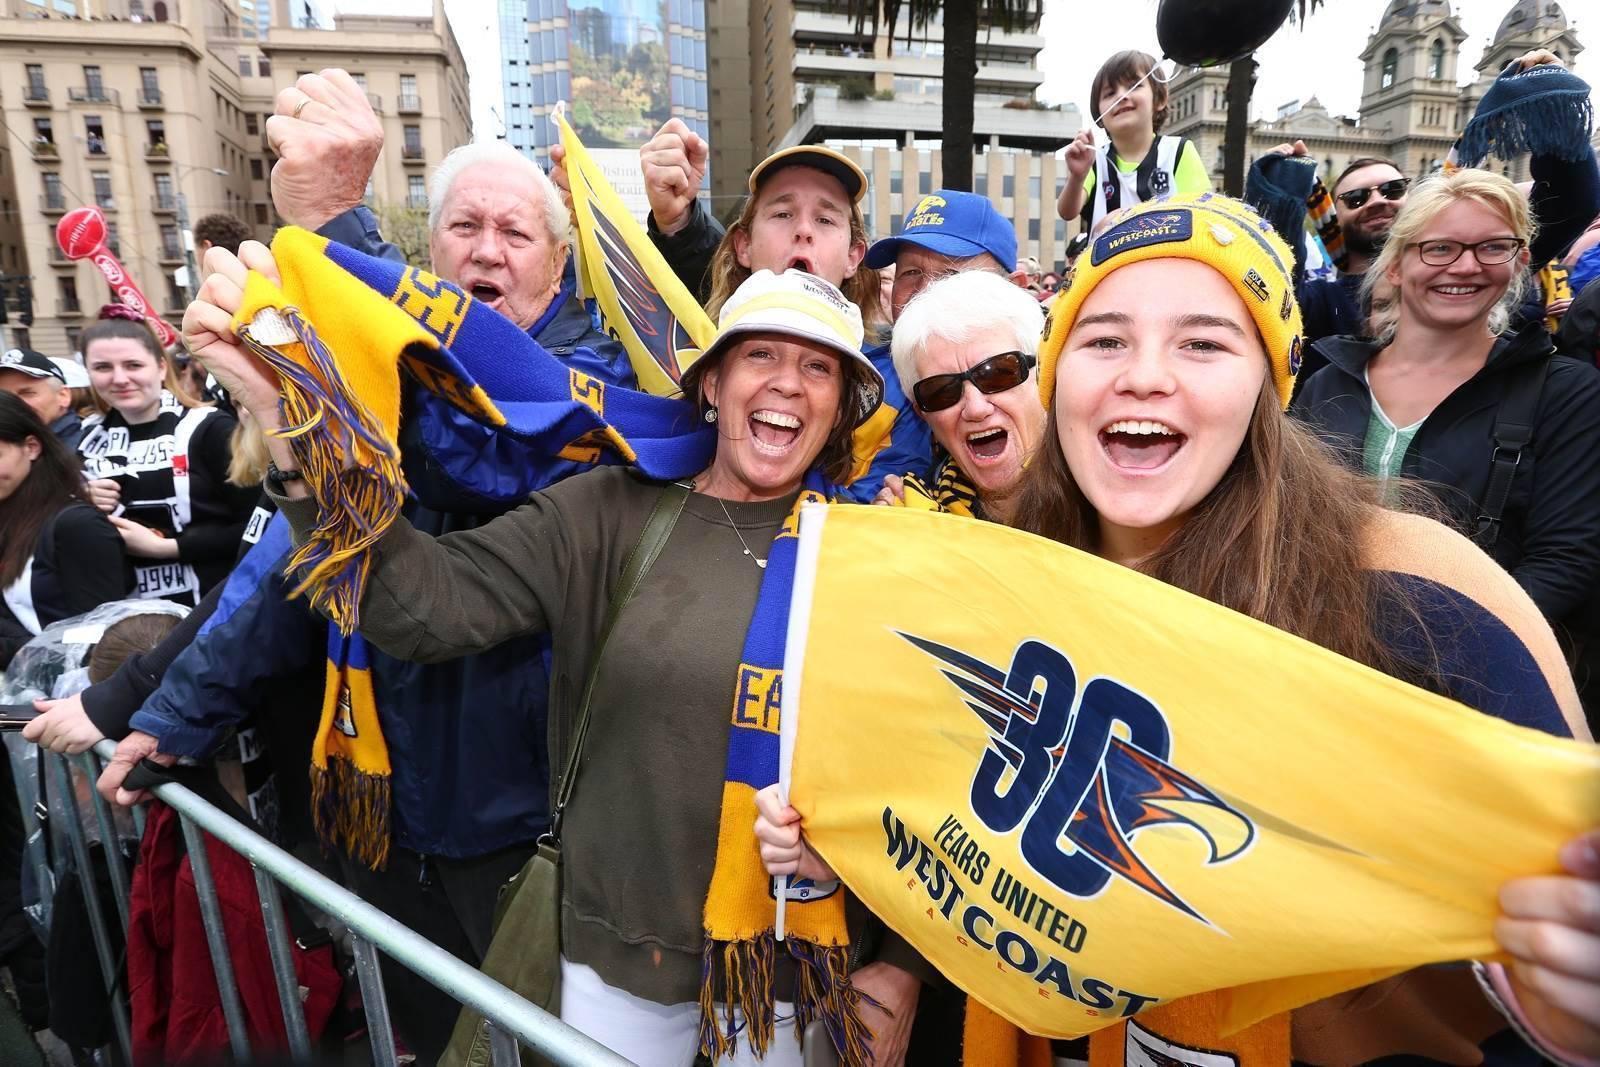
[92,69,638,1064]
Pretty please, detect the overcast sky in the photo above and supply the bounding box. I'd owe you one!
[332,0,1597,141]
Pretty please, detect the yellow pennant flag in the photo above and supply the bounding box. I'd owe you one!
[558,111,716,397]
[779,505,1600,1039]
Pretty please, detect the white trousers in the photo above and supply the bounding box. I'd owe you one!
[559,958,805,1067]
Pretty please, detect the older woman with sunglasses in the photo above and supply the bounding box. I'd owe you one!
[874,271,1046,523]
[1296,169,1600,724]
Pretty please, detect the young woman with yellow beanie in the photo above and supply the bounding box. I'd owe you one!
[756,193,1599,1066]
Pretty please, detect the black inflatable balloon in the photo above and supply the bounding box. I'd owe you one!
[1156,0,1296,67]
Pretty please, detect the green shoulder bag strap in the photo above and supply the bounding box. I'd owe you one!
[550,478,689,841]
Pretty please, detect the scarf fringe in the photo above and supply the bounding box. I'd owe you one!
[1457,94,1595,167]
[310,753,392,870]
[242,309,406,633]
[696,936,876,1067]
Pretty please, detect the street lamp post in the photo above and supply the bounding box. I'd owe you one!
[173,164,228,301]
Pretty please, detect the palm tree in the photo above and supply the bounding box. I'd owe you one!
[1221,0,1325,195]
[826,0,1044,191]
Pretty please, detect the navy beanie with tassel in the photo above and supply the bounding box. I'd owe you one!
[1245,152,1319,286]
[1456,63,1594,167]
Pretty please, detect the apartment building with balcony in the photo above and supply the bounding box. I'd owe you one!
[0,0,468,355]
[733,1,1081,268]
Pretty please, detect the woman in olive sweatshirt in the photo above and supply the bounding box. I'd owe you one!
[185,252,930,1066]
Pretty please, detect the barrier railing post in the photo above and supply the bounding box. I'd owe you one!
[82,741,632,1066]
[252,865,314,1061]
[177,812,253,1063]
[77,751,131,932]
[351,934,399,1067]
[45,751,132,1065]
[10,747,53,930]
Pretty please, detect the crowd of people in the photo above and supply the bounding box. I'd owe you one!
[0,39,1597,1067]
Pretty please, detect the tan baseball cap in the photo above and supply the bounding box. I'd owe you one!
[748,145,868,203]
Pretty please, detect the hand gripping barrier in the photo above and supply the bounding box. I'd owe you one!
[8,740,632,1067]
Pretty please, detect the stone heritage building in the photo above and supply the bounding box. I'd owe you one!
[0,0,469,355]
[1166,0,1584,188]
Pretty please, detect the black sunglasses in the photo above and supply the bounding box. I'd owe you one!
[913,351,1035,413]
[1336,178,1410,211]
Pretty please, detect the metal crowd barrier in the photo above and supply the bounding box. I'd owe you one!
[12,739,631,1067]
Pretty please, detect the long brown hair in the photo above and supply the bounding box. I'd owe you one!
[82,315,202,414]
[1011,380,1435,682]
[704,180,883,324]
[0,392,94,587]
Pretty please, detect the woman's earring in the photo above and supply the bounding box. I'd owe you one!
[704,405,718,424]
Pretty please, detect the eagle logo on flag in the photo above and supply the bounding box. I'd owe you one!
[900,632,1256,926]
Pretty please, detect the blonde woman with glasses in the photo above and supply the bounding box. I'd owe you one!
[1296,168,1600,725]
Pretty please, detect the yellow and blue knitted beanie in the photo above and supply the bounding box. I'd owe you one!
[1039,193,1305,411]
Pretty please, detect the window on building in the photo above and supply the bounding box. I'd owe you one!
[408,174,426,207]
[85,116,106,154]
[139,67,159,102]
[153,171,172,203]
[404,125,422,154]
[1002,174,1015,198]
[975,173,988,197]
[890,172,902,194]
[1381,48,1398,89]
[1028,218,1040,240]
[255,202,269,224]
[1028,176,1041,201]
[42,171,61,207]
[146,120,166,150]
[258,55,271,77]
[25,64,45,98]
[91,171,112,209]
[238,54,253,76]
[246,112,259,135]
[919,170,931,194]
[1429,39,1444,79]
[65,326,81,352]
[350,73,366,88]
[249,158,263,180]
[33,118,52,144]
[160,223,180,258]
[82,65,103,98]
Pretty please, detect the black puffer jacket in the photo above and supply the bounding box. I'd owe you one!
[1293,321,1600,630]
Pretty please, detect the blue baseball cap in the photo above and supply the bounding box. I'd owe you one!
[865,189,1017,270]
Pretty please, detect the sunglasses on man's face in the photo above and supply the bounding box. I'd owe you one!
[1336,178,1410,211]
[913,350,1035,414]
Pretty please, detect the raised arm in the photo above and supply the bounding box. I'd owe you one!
[183,242,571,663]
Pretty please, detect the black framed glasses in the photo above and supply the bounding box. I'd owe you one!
[913,350,1035,413]
[1335,178,1410,211]
[1407,237,1526,267]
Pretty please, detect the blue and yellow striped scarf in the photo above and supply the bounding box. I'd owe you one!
[233,229,870,1060]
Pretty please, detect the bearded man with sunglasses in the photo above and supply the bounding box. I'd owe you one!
[1294,158,1411,363]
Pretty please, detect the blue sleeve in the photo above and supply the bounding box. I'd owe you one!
[838,347,934,504]
[1529,149,1600,268]
[128,516,323,757]
[1385,572,1573,739]
[316,205,406,264]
